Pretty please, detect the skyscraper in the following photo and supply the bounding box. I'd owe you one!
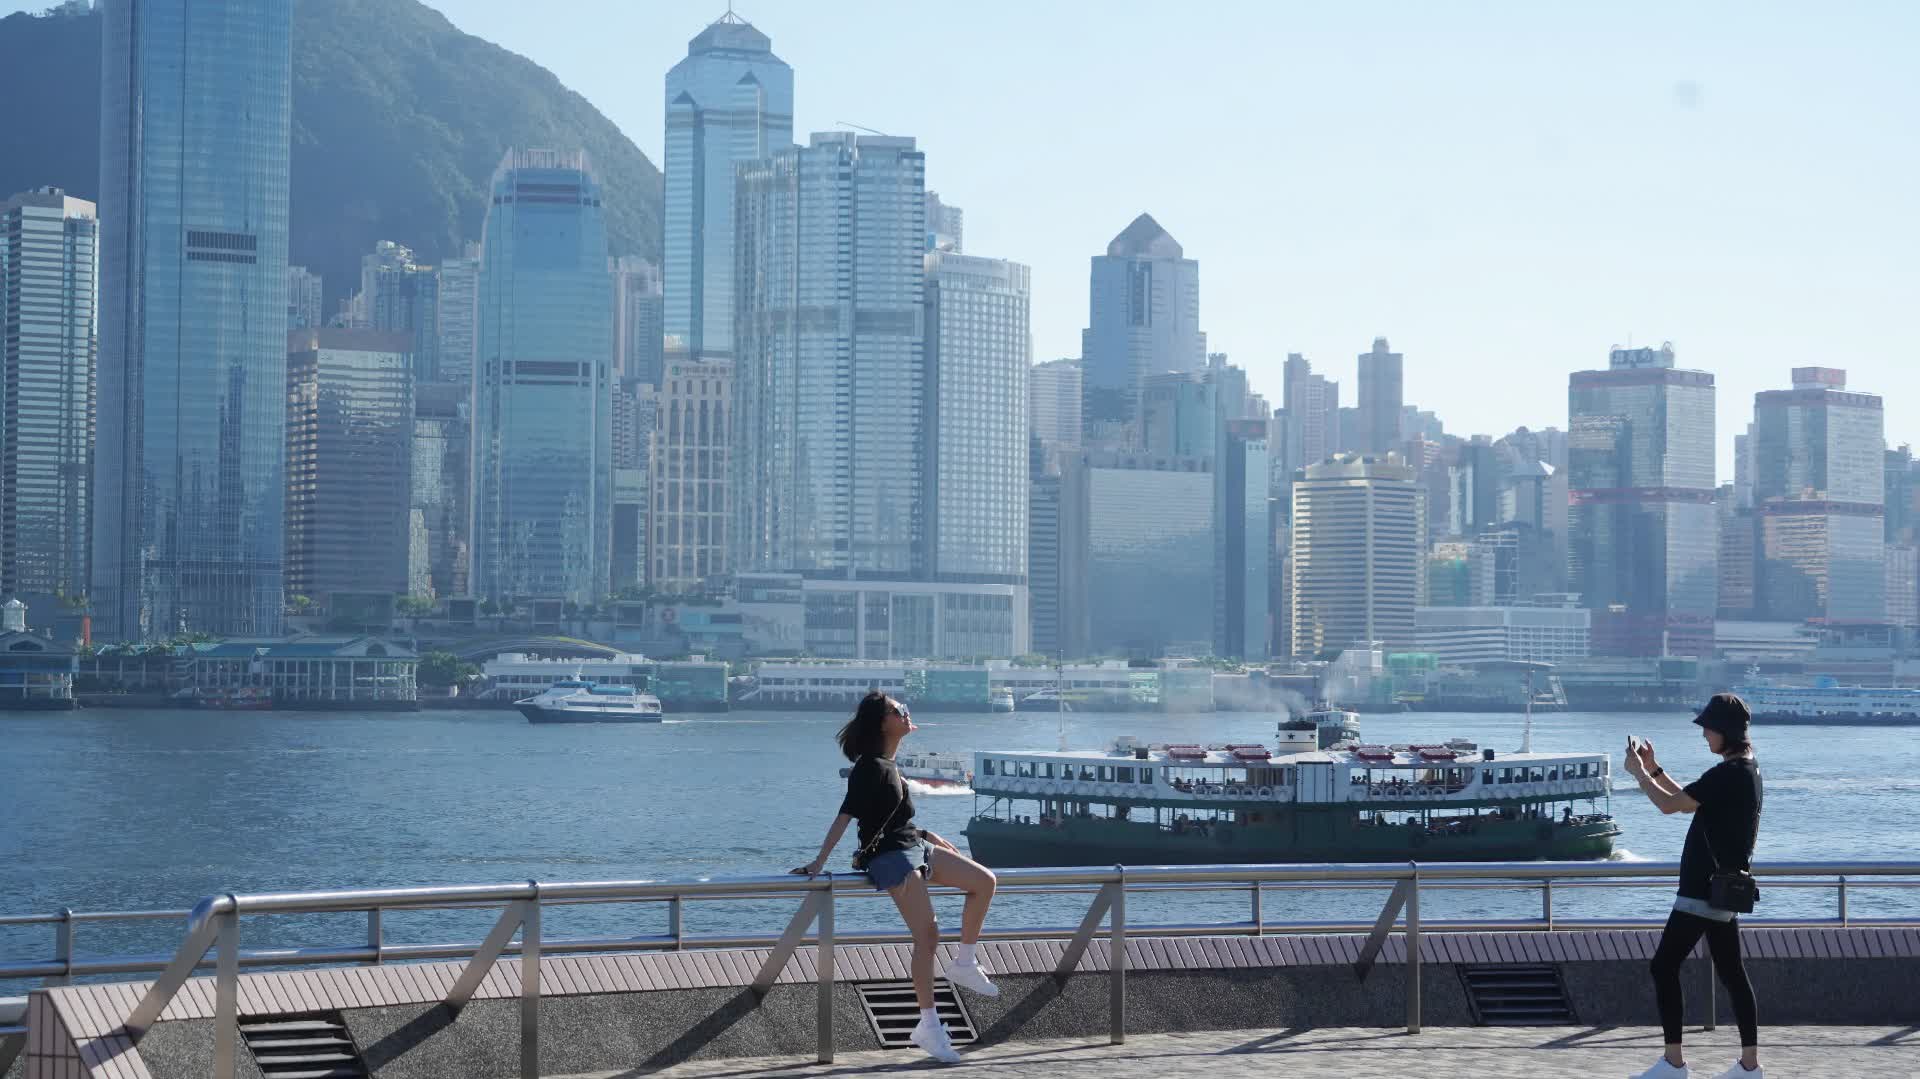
[1080,213,1204,429]
[471,150,612,604]
[1752,367,1884,621]
[1,188,96,612]
[1280,353,1339,478]
[1139,372,1215,458]
[663,12,793,365]
[1081,454,1215,656]
[410,381,470,599]
[285,330,413,605]
[1217,420,1271,659]
[1357,336,1403,454]
[287,266,323,330]
[734,133,926,577]
[611,255,665,385]
[925,191,964,253]
[434,242,481,387]
[1289,453,1420,655]
[94,0,293,640]
[925,250,1030,586]
[650,358,730,593]
[1567,344,1717,657]
[357,240,439,380]
[1029,359,1083,450]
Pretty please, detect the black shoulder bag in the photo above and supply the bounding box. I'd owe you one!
[1704,822,1760,914]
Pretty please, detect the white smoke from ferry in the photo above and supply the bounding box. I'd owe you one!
[1607,849,1652,862]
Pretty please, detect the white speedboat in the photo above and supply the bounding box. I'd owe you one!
[517,679,664,724]
[841,750,972,789]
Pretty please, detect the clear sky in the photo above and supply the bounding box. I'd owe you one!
[23,1,1919,475]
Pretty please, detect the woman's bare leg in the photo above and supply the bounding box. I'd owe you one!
[927,847,998,944]
[886,872,939,1009]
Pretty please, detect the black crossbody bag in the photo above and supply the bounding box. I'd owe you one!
[1704,825,1760,914]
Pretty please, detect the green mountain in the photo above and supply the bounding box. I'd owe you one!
[0,0,661,304]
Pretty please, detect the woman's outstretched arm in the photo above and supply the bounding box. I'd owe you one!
[793,813,855,876]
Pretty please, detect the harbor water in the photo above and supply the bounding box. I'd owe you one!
[4,706,1914,990]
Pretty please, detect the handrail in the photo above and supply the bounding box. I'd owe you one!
[9,860,1920,1079]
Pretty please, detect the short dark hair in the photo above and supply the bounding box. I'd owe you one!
[836,690,898,762]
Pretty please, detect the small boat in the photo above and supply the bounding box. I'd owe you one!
[517,679,663,724]
[842,750,973,789]
[1736,673,1920,726]
[990,687,1015,713]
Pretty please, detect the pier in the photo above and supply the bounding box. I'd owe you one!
[5,860,1919,1078]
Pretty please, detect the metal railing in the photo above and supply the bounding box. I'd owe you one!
[3,860,1919,1079]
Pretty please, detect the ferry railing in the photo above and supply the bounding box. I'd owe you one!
[3,861,1920,1079]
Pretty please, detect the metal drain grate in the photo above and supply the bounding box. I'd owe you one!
[854,980,978,1048]
[1460,964,1576,1026]
[239,1011,368,1078]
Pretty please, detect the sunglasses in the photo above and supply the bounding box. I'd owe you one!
[892,707,912,721]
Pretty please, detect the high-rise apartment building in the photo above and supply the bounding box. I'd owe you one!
[435,242,481,387]
[471,150,612,604]
[409,381,469,599]
[1567,344,1717,657]
[1290,453,1419,655]
[287,266,323,330]
[1280,353,1339,480]
[357,241,439,379]
[1080,213,1204,428]
[663,12,793,365]
[285,330,413,605]
[734,133,926,577]
[94,0,293,640]
[1753,367,1884,621]
[1029,359,1083,450]
[611,255,665,385]
[650,358,730,593]
[1356,336,1403,454]
[925,251,1029,587]
[0,189,96,612]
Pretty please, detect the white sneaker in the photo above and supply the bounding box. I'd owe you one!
[1630,1059,1689,1079]
[909,1014,961,1064]
[1708,1064,1761,1079]
[944,958,1000,997]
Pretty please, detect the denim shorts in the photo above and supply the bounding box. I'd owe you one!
[866,846,927,892]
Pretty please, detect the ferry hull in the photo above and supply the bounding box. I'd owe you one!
[518,703,662,724]
[962,815,1619,868]
[1750,711,1920,726]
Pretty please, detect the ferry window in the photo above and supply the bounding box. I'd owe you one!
[1499,769,1512,784]
[1117,767,1134,783]
[1482,770,1493,786]
[1142,769,1155,784]
[1548,767,1560,781]
[1043,764,1055,779]
[1531,767,1546,782]
[1097,766,1113,782]
[1081,767,1096,781]
[983,760,996,777]
[1018,761,1034,778]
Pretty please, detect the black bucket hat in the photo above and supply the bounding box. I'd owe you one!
[1692,692,1751,738]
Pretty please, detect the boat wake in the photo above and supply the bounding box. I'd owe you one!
[1607,848,1652,862]
[907,780,973,797]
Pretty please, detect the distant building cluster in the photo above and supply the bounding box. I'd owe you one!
[3,3,1910,671]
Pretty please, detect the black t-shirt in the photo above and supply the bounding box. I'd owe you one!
[839,755,920,860]
[1678,757,1763,901]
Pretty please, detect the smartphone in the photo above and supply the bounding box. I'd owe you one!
[1627,735,1643,755]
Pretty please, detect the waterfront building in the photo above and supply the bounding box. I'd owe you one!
[1415,603,1591,666]
[1356,337,1403,455]
[94,0,293,640]
[1029,358,1083,450]
[1567,344,1717,657]
[471,149,613,604]
[0,189,95,615]
[663,11,793,365]
[0,598,78,709]
[434,242,481,387]
[1289,453,1420,655]
[285,330,414,607]
[734,133,925,577]
[409,380,470,599]
[1080,213,1205,429]
[186,635,418,707]
[287,265,323,330]
[1752,367,1885,622]
[480,651,729,711]
[611,255,665,386]
[650,358,728,593]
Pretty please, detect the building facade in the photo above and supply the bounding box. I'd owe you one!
[734,133,926,578]
[611,255,665,385]
[1290,454,1420,655]
[356,240,440,380]
[925,251,1030,588]
[94,0,293,640]
[1216,420,1271,659]
[434,242,481,387]
[1567,344,1717,657]
[285,329,413,605]
[1752,367,1885,622]
[1414,604,1591,666]
[650,358,730,593]
[1082,455,1215,657]
[409,381,469,598]
[1080,213,1204,428]
[663,12,793,365]
[287,265,322,330]
[1029,358,1083,451]
[471,150,613,604]
[1280,352,1339,480]
[1356,336,1403,455]
[926,190,964,253]
[0,189,95,613]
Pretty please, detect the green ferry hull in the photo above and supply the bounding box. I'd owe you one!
[962,813,1619,868]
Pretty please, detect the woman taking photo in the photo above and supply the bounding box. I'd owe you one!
[1625,693,1764,1079]
[793,692,1000,1064]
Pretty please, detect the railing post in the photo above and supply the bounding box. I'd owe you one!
[1250,882,1263,936]
[366,908,383,965]
[520,884,541,1079]
[214,909,239,1079]
[1109,867,1127,1046]
[669,896,685,950]
[49,908,73,987]
[816,880,835,1065]
[1838,876,1849,926]
[1405,864,1422,1035]
[1542,879,1554,931]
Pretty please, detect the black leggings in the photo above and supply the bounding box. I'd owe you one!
[1650,909,1758,1047]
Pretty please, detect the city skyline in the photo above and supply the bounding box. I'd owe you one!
[356,0,1920,478]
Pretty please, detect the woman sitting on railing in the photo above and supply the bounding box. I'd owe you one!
[793,691,1000,1065]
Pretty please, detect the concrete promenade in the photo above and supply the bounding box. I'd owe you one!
[575,1026,1920,1077]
